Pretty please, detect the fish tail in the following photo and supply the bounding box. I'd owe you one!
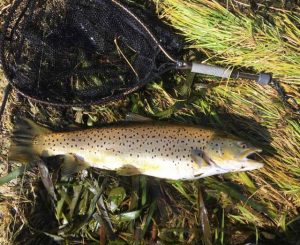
[9,118,52,163]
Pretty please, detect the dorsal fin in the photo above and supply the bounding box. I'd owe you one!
[125,113,153,122]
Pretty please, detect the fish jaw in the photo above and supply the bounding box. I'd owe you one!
[239,147,262,160]
[193,159,264,179]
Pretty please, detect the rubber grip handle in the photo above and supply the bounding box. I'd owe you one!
[191,63,233,78]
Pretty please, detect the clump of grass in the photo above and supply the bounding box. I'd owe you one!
[157,0,300,83]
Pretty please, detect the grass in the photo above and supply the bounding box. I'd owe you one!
[156,0,300,83]
[0,0,300,244]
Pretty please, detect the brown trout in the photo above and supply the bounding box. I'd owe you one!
[9,118,263,180]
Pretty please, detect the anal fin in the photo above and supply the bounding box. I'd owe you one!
[116,164,141,176]
[60,154,89,176]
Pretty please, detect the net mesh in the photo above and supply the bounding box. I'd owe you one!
[0,0,182,106]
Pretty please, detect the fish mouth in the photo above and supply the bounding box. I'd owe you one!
[240,147,264,170]
[241,147,262,160]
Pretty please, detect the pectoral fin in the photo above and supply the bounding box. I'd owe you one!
[116,164,142,176]
[191,149,216,167]
[60,154,89,176]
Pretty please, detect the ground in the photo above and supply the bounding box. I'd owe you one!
[0,0,300,244]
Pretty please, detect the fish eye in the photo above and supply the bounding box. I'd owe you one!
[237,141,247,149]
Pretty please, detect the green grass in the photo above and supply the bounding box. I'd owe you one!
[0,0,300,244]
[156,0,300,83]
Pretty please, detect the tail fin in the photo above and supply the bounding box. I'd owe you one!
[9,118,52,163]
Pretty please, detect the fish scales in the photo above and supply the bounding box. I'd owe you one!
[10,120,264,180]
[35,124,214,179]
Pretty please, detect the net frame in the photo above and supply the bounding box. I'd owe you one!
[0,0,181,107]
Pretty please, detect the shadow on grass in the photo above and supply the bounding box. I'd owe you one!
[13,181,59,245]
[193,111,275,156]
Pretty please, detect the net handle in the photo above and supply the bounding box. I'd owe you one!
[178,62,272,85]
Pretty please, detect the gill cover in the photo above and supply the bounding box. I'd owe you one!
[192,136,264,178]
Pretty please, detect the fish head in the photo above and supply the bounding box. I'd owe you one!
[202,136,264,174]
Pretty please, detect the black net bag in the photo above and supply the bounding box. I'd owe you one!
[0,0,183,106]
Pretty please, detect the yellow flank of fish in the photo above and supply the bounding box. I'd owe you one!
[9,120,264,180]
